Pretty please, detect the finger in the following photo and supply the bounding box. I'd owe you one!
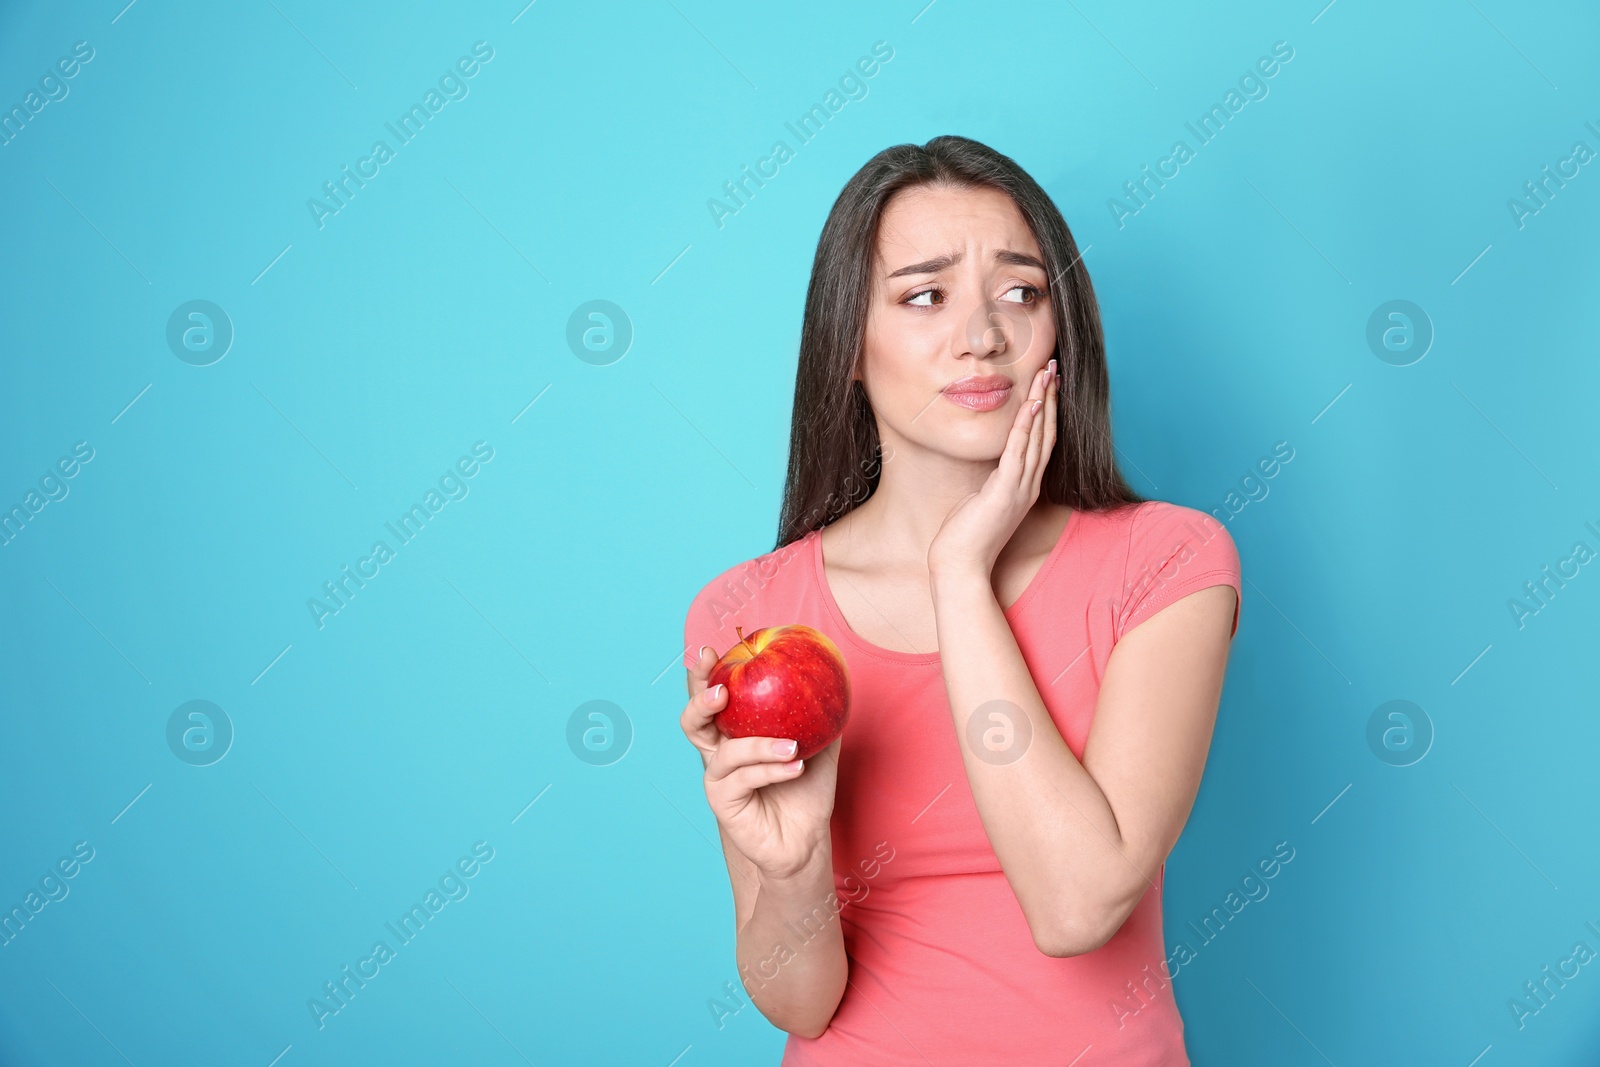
[1004,367,1043,483]
[1025,398,1046,484]
[681,674,730,770]
[705,735,803,782]
[710,758,806,799]
[998,375,1041,482]
[1030,367,1056,489]
[681,678,729,740]
[1023,360,1054,483]
[1038,361,1058,484]
[684,643,718,697]
[1022,368,1045,479]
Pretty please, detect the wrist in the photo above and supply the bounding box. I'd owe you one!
[929,562,995,601]
[761,843,833,893]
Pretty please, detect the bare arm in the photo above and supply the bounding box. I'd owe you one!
[931,575,1234,956]
[683,645,848,1036]
[709,763,846,1038]
[926,360,1236,956]
[714,816,761,929]
[733,847,848,1039]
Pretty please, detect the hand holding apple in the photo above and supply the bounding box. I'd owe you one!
[681,640,843,881]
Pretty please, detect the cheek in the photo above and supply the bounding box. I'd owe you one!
[860,327,931,419]
[1029,312,1058,366]
[861,372,923,442]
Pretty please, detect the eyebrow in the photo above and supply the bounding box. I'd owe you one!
[885,248,1047,279]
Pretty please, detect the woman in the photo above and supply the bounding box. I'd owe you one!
[679,135,1240,1065]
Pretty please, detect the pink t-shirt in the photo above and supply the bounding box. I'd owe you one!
[683,500,1242,1066]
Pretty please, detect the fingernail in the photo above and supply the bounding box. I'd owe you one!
[1032,400,1043,414]
[707,684,723,701]
[774,738,797,757]
[789,759,804,773]
[700,645,714,660]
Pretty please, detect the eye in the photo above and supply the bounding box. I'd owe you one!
[905,287,944,307]
[1001,285,1043,305]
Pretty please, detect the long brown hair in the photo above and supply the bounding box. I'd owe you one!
[775,135,1141,550]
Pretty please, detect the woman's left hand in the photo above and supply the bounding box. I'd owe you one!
[927,358,1058,578]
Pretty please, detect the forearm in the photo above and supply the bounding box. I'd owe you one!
[716,820,762,928]
[929,569,1135,953]
[735,849,848,1038]
[699,745,762,928]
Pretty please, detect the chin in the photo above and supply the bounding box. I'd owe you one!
[907,423,1010,463]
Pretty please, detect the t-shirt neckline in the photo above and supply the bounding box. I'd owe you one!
[808,508,1078,665]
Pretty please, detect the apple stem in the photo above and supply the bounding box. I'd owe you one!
[736,626,755,657]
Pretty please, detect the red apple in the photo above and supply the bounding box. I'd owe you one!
[710,624,850,762]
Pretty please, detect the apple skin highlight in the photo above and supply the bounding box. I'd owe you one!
[709,624,851,761]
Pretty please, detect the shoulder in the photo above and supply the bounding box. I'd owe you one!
[682,532,817,649]
[1112,500,1242,638]
[1067,500,1236,565]
[1120,502,1241,585]
[1125,499,1237,561]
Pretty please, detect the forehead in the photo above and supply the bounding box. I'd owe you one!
[875,183,1041,271]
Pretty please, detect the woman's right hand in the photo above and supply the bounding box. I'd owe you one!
[681,644,842,880]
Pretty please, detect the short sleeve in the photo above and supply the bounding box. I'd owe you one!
[681,563,754,682]
[682,583,725,683]
[1115,501,1242,641]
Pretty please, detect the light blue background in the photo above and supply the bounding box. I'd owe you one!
[2,0,1597,1063]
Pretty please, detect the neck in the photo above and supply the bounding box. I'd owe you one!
[839,437,998,567]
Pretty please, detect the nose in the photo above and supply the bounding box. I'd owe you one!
[960,295,1030,369]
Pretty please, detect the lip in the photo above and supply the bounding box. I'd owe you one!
[942,375,1013,411]
[944,375,1012,394]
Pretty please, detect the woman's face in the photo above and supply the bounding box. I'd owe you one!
[860,182,1058,464]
